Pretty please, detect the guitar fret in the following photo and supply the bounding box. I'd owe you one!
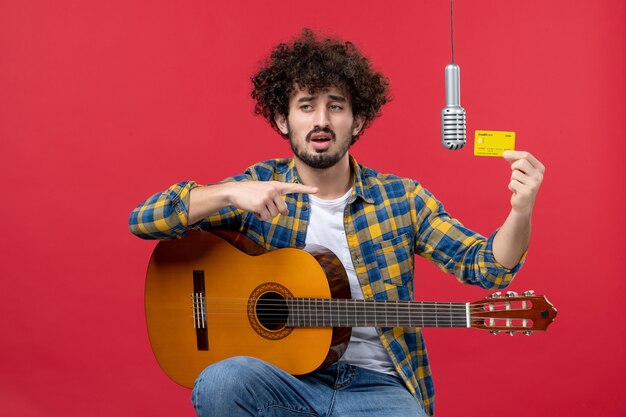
[329,298,333,326]
[401,301,407,327]
[383,301,389,325]
[289,298,293,326]
[442,303,447,327]
[340,299,344,327]
[347,300,351,327]
[359,300,366,327]
[339,299,343,326]
[405,302,412,327]
[298,298,302,326]
[293,298,298,327]
[395,300,399,326]
[358,300,362,326]
[374,301,378,327]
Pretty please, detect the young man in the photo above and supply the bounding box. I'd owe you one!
[129,29,544,417]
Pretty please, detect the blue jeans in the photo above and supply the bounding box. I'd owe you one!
[192,356,428,417]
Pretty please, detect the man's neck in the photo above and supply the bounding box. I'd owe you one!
[294,154,353,200]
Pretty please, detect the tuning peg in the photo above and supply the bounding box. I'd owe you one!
[489,330,500,335]
[488,292,502,299]
[506,291,518,298]
[522,290,535,296]
[523,331,533,336]
[508,331,515,336]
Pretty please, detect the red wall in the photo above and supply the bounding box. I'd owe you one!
[1,1,624,415]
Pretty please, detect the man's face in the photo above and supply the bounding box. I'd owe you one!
[275,86,364,169]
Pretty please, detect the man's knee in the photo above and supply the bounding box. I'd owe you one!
[192,356,276,415]
[194,356,267,393]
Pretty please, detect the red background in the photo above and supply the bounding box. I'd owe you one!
[1,0,624,416]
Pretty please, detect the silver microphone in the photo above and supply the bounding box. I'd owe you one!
[441,63,466,150]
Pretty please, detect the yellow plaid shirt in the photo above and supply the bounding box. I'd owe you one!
[129,156,524,416]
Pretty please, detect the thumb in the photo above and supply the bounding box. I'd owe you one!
[502,150,516,163]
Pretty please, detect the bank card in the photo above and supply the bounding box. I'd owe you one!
[474,130,516,157]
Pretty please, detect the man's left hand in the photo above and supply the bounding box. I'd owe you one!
[502,150,545,216]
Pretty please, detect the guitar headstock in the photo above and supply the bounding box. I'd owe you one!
[470,291,557,335]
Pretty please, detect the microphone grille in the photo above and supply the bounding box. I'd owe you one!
[441,106,466,150]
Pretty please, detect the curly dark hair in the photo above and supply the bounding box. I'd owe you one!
[251,29,390,140]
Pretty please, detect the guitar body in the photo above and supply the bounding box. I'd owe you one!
[145,230,351,388]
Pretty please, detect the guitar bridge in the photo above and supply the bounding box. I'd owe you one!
[192,270,209,350]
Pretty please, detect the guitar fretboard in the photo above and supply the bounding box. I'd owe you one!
[284,298,469,328]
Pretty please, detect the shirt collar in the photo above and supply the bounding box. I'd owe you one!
[348,155,375,204]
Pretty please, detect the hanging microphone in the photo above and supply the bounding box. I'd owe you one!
[441,63,466,150]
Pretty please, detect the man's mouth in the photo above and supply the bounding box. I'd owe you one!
[307,129,335,143]
[311,136,331,143]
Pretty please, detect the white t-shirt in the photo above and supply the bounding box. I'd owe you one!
[304,189,397,376]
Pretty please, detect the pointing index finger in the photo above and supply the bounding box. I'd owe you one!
[279,182,319,195]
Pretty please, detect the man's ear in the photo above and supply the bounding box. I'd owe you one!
[274,113,289,135]
[352,115,365,136]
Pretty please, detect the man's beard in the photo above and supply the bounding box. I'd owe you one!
[287,123,354,169]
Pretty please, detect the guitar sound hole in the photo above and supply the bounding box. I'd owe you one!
[256,292,288,330]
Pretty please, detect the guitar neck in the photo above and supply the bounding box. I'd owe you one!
[285,298,469,328]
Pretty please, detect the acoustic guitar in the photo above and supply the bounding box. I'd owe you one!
[145,230,557,388]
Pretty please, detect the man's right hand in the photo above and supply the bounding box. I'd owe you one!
[188,181,318,224]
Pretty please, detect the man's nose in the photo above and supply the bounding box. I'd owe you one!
[314,108,330,128]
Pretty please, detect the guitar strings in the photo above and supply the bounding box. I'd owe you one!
[194,303,528,315]
[190,302,533,327]
[186,316,533,328]
[190,301,534,327]
[198,297,522,310]
[197,311,532,319]
[195,301,526,315]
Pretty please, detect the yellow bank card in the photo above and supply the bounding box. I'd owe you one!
[474,130,516,157]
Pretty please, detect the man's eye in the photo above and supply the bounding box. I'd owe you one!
[300,105,313,111]
[329,105,344,111]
